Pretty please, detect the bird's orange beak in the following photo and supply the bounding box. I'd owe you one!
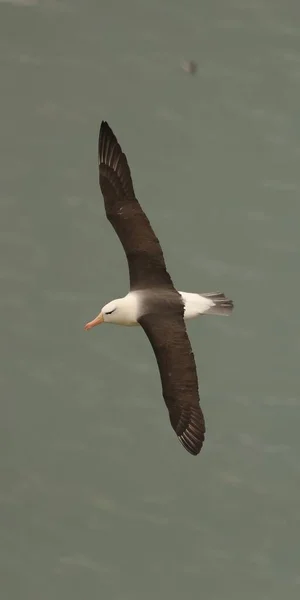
[84,312,104,330]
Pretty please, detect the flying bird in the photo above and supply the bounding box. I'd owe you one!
[85,121,234,456]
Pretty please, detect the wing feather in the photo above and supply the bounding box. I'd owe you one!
[98,121,174,291]
[138,309,206,456]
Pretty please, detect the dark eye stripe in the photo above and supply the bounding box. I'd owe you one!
[106,309,116,315]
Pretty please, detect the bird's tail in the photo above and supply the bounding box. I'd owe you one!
[201,292,234,316]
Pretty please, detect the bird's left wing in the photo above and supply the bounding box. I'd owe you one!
[138,310,206,455]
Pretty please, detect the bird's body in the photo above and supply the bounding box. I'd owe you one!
[91,290,233,327]
[84,121,234,456]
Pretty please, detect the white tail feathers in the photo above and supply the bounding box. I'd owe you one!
[200,292,234,316]
[180,291,234,319]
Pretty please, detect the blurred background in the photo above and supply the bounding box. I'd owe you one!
[1,1,300,598]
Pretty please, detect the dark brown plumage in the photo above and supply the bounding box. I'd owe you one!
[139,308,205,455]
[98,121,205,455]
[99,122,174,291]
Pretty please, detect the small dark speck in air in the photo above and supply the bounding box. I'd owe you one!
[181,59,197,75]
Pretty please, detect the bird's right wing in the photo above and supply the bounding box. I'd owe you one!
[138,310,206,456]
[98,121,175,291]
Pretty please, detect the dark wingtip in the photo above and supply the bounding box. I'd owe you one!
[98,120,135,198]
[178,432,204,456]
[99,120,111,137]
[98,121,118,162]
[177,408,205,456]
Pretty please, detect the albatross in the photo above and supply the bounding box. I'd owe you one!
[84,121,234,456]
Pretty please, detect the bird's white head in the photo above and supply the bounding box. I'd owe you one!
[84,294,139,330]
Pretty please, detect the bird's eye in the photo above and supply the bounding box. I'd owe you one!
[105,309,116,315]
